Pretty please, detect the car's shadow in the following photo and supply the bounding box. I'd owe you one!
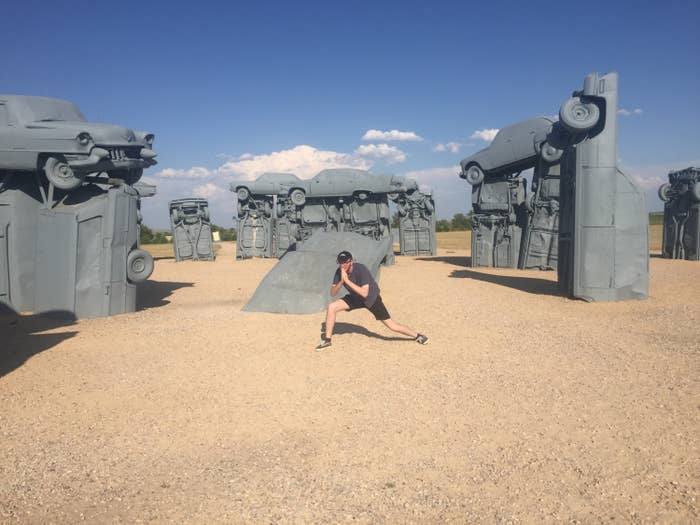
[136,280,194,310]
[0,304,78,379]
[416,255,562,297]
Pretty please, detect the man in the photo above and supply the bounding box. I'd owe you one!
[316,250,428,350]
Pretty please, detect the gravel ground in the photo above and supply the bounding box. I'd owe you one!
[1,242,698,523]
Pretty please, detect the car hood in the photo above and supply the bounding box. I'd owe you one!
[25,120,146,146]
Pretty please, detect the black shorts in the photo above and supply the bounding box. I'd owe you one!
[341,294,391,321]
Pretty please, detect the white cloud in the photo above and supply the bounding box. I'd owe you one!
[194,183,227,200]
[354,143,407,164]
[154,166,214,179]
[469,128,499,142]
[219,145,371,180]
[361,129,423,142]
[618,108,643,116]
[432,142,462,154]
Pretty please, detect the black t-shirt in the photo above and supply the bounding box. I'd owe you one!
[333,262,380,308]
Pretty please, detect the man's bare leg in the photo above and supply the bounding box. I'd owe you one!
[324,299,350,340]
[381,318,418,339]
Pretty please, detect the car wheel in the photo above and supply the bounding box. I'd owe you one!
[540,142,563,163]
[691,182,700,202]
[44,155,85,190]
[355,191,369,201]
[658,183,672,202]
[290,188,306,206]
[559,97,600,133]
[237,187,250,202]
[465,165,485,186]
[128,168,143,184]
[126,249,154,283]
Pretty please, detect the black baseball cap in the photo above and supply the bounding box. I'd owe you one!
[336,251,353,264]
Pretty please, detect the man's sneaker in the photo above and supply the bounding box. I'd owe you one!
[414,333,429,345]
[315,338,332,351]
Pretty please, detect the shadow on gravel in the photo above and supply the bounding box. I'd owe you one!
[416,255,472,266]
[450,269,562,296]
[321,321,409,342]
[416,255,561,296]
[0,304,78,379]
[136,280,194,310]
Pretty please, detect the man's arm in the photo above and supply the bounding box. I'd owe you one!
[330,279,344,297]
[341,276,369,298]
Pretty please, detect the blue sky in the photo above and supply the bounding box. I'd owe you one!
[3,0,698,227]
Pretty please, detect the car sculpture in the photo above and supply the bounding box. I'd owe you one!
[0,95,157,190]
[459,117,561,185]
[658,167,700,260]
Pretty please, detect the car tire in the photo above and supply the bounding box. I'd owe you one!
[465,165,485,186]
[237,187,250,202]
[126,249,154,283]
[290,188,306,206]
[658,183,672,202]
[691,182,700,202]
[559,97,600,133]
[355,191,369,201]
[540,142,563,163]
[44,155,85,190]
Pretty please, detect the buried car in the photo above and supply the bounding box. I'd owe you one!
[0,95,157,190]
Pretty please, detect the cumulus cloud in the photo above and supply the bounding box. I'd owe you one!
[354,144,407,164]
[433,142,462,154]
[618,108,643,116]
[218,145,372,180]
[194,183,227,200]
[154,167,214,179]
[361,129,423,142]
[469,129,499,142]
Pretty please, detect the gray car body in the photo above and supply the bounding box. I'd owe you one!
[459,117,555,177]
[0,95,157,178]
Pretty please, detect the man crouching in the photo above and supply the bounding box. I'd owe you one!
[316,250,428,350]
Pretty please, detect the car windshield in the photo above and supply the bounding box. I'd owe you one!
[22,98,86,122]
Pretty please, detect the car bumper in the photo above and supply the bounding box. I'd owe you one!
[67,147,157,172]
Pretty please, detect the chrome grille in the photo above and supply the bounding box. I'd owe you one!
[106,147,140,161]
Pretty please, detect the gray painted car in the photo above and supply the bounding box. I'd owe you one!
[0,95,157,190]
[659,167,700,260]
[459,117,559,185]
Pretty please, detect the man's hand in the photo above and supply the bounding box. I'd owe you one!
[340,266,349,283]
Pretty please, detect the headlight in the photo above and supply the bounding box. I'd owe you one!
[144,133,155,146]
[77,132,92,146]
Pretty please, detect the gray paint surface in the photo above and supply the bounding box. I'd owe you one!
[659,167,700,260]
[520,163,560,270]
[470,176,527,268]
[169,198,215,262]
[557,72,648,301]
[243,231,391,314]
[394,190,436,256]
[0,95,157,318]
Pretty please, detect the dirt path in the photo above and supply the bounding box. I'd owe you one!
[1,243,698,523]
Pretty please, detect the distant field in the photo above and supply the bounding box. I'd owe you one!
[436,224,663,253]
